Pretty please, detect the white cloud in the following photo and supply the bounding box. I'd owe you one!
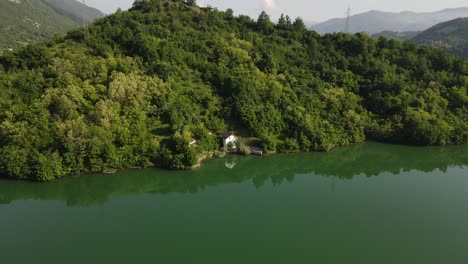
[262,0,277,10]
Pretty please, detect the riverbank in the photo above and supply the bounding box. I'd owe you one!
[1,140,466,182]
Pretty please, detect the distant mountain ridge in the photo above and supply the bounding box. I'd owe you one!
[311,7,468,34]
[0,0,105,52]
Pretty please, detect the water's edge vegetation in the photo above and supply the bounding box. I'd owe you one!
[0,0,467,181]
[1,142,467,206]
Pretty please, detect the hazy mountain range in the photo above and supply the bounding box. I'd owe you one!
[0,0,105,51]
[311,7,468,34]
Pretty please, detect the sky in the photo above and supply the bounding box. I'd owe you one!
[86,0,468,22]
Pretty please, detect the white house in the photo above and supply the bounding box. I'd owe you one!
[222,132,238,149]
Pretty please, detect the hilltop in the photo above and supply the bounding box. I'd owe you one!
[0,0,105,52]
[0,0,466,181]
[312,7,468,34]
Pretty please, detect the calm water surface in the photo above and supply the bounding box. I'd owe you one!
[1,142,467,263]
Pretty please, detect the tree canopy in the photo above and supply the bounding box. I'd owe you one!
[0,0,467,181]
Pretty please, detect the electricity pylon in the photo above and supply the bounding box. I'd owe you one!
[82,0,89,42]
[345,5,351,33]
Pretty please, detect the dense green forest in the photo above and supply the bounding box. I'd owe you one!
[0,0,467,181]
[413,18,468,59]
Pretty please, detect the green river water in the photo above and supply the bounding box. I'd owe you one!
[0,142,467,263]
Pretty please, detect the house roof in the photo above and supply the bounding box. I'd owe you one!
[222,132,235,140]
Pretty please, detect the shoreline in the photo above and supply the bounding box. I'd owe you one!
[1,141,467,182]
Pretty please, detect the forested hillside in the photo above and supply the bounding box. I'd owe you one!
[0,0,467,181]
[413,18,468,59]
[372,31,421,41]
[0,0,105,52]
[42,0,106,24]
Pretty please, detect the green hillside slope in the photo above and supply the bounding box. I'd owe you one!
[0,0,105,52]
[42,0,106,24]
[0,0,466,181]
[413,18,468,59]
[372,31,420,41]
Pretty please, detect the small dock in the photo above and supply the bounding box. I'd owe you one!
[249,146,264,156]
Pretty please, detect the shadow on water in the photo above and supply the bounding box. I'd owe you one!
[0,142,467,206]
